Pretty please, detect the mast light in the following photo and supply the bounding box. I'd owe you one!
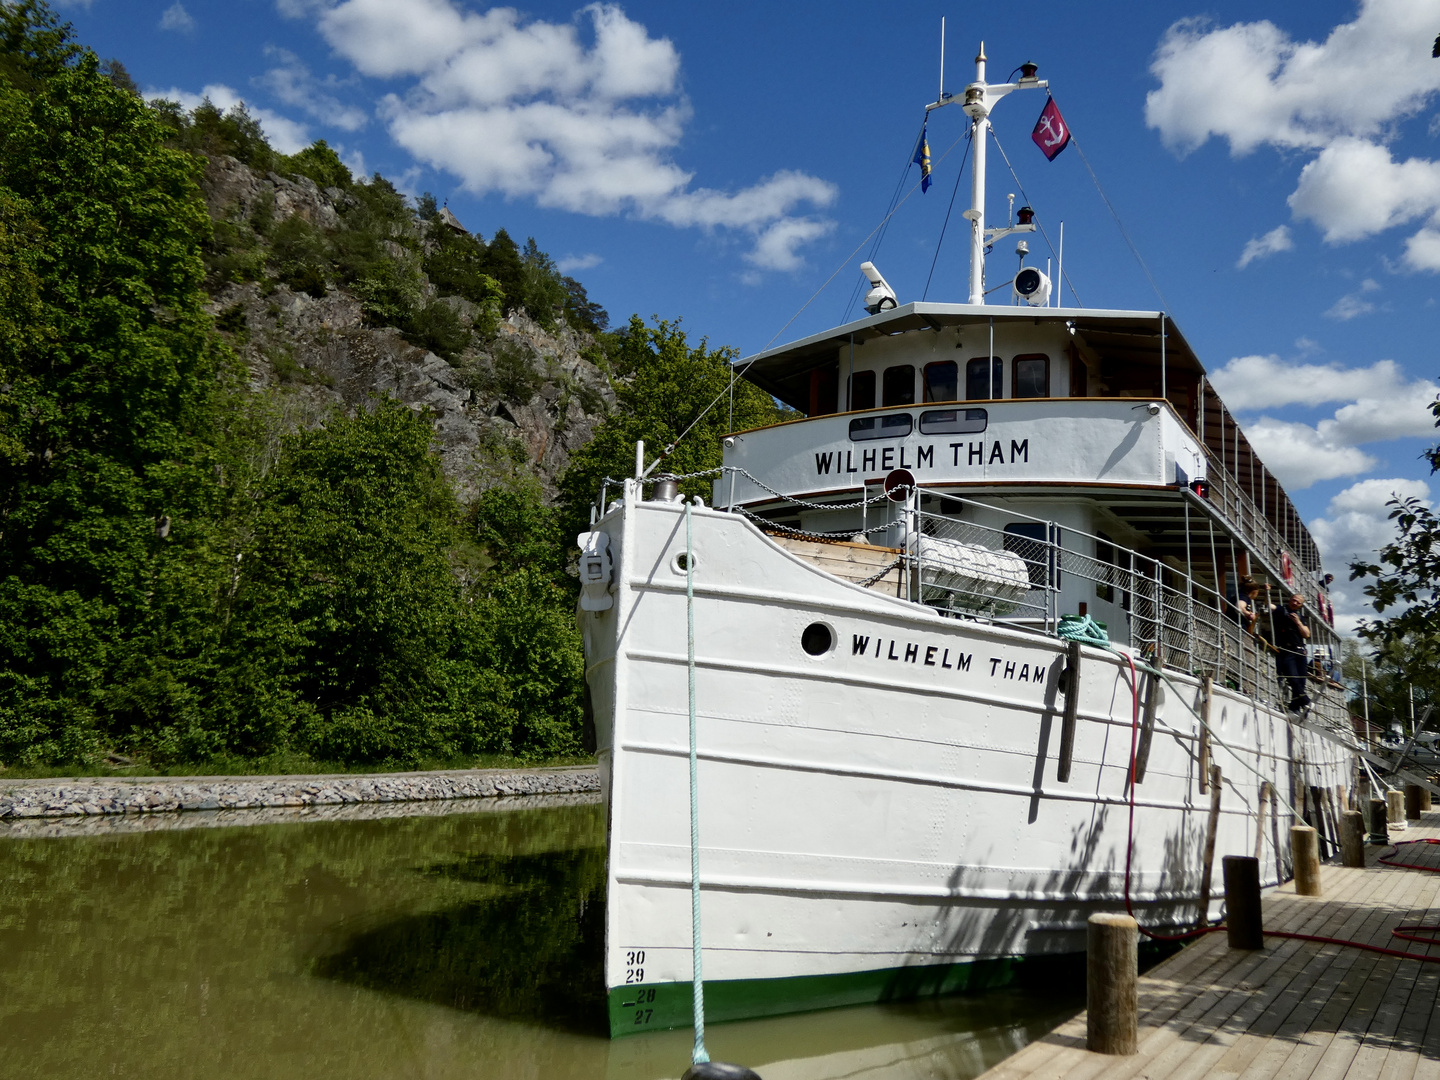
[1020,62,1039,81]
[1017,206,1035,225]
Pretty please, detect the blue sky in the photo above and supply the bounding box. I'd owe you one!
[51,0,1440,628]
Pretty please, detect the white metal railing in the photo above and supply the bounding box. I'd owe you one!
[602,469,1351,732]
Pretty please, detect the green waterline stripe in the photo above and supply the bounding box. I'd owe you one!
[607,954,1027,1038]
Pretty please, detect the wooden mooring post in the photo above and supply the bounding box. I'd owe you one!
[1086,913,1138,1055]
[1370,796,1390,845]
[1388,788,1404,827]
[1292,825,1321,896]
[1222,855,1263,949]
[1340,809,1366,867]
[1406,783,1424,823]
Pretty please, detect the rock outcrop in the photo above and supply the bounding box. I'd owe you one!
[198,154,615,501]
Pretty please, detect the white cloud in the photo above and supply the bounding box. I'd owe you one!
[744,216,834,272]
[1147,4,1440,262]
[159,2,195,33]
[255,47,368,132]
[558,253,602,273]
[1324,292,1375,321]
[1241,417,1378,488]
[1213,353,1436,485]
[1288,138,1440,244]
[1237,224,1292,268]
[1208,355,1428,410]
[1311,477,1431,561]
[302,1,834,270]
[146,84,311,154]
[1146,5,1440,156]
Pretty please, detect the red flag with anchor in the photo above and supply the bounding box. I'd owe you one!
[1032,98,1071,161]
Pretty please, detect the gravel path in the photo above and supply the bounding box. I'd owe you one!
[0,765,601,823]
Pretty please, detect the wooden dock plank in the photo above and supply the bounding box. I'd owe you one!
[978,811,1440,1080]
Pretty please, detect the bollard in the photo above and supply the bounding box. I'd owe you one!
[1340,809,1366,867]
[1388,789,1405,827]
[1369,797,1390,845]
[1424,786,1434,812]
[1222,855,1263,949]
[1292,825,1322,896]
[1086,913,1138,1055]
[1406,784,1424,822]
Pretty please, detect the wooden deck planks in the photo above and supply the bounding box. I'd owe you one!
[978,813,1440,1080]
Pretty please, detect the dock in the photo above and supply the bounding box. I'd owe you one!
[981,811,1440,1080]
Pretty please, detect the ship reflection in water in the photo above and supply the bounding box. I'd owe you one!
[0,798,1080,1080]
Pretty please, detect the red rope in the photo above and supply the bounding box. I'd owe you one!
[1116,656,1440,961]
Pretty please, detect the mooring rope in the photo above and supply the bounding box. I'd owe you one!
[684,500,710,1067]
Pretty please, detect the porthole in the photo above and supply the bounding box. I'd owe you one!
[801,622,834,656]
[672,551,696,574]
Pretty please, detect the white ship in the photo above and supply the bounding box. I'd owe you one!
[577,48,1355,1038]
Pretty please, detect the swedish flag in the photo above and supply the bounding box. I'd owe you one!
[913,123,931,192]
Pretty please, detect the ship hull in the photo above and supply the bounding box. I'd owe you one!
[581,490,1350,1038]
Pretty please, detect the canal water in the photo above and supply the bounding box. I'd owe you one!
[0,796,1081,1080]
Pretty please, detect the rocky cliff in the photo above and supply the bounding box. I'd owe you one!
[198,153,616,502]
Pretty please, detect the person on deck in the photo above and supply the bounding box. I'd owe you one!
[1273,592,1311,711]
[1235,576,1267,635]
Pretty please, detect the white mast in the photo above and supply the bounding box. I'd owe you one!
[966,45,988,305]
[927,45,1048,305]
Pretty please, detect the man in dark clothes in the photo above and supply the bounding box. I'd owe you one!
[1273,592,1311,711]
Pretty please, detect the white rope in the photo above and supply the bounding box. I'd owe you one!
[685,500,709,1066]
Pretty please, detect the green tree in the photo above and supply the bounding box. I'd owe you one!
[0,43,224,764]
[559,316,791,538]
[1351,395,1440,689]
[283,138,351,190]
[480,227,525,314]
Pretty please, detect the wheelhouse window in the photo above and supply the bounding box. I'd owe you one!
[849,413,913,440]
[966,356,1003,400]
[922,360,958,403]
[882,364,915,407]
[849,370,876,411]
[1013,354,1050,398]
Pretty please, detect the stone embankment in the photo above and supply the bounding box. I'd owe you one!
[0,765,600,824]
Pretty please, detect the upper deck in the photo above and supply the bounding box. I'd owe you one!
[721,301,1328,613]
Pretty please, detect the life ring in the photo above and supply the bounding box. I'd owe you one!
[1281,550,1293,584]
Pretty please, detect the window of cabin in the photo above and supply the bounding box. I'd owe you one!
[808,364,838,415]
[1069,353,1088,397]
[1095,530,1129,610]
[922,360,959,403]
[1013,354,1050,398]
[882,364,915,407]
[849,370,876,411]
[1003,522,1058,588]
[966,356,1003,400]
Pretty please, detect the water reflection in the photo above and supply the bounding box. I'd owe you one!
[0,799,1080,1080]
[315,846,608,1034]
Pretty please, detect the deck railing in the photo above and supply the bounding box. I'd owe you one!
[903,493,1350,733]
[1200,447,1323,606]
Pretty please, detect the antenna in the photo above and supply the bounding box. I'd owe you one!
[939,17,945,99]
